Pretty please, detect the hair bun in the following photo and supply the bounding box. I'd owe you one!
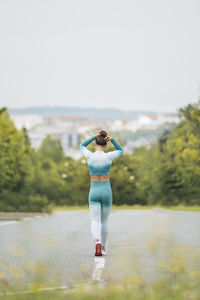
[99,130,107,138]
[95,130,108,146]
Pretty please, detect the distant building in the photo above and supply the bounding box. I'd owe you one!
[158,113,180,124]
[10,111,180,158]
[111,118,139,132]
[43,115,89,128]
[137,112,179,129]
[26,115,108,158]
[10,114,43,130]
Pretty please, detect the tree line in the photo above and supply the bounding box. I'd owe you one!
[0,101,199,212]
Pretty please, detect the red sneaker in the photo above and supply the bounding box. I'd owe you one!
[95,243,102,256]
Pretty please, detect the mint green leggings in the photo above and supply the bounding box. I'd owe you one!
[88,181,112,247]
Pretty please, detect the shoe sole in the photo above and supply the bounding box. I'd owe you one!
[95,243,102,256]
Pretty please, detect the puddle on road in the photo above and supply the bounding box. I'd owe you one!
[92,256,106,282]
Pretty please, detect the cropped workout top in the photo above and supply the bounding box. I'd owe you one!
[80,136,123,176]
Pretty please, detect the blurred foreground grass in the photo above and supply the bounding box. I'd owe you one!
[1,263,200,300]
[53,204,200,212]
[2,275,200,300]
[1,239,200,299]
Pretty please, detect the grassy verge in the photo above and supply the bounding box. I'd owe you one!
[2,278,200,300]
[53,205,155,211]
[161,205,200,212]
[53,204,200,212]
[53,205,89,211]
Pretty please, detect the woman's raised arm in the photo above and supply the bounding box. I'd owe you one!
[106,137,124,160]
[80,136,95,159]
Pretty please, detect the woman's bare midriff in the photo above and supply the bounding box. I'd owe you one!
[90,175,109,182]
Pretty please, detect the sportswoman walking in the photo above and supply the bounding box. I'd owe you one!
[80,129,123,256]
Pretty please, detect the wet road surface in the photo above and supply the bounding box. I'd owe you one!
[0,209,200,287]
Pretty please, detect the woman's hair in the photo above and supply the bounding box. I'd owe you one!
[95,130,107,146]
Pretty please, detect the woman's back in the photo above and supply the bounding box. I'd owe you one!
[80,136,123,176]
[87,151,114,176]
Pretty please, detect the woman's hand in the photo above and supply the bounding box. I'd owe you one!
[105,136,113,142]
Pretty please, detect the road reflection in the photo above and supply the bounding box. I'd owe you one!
[92,256,106,282]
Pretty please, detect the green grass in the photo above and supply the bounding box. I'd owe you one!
[2,280,200,300]
[161,205,200,212]
[2,266,200,300]
[53,205,89,211]
[53,204,200,212]
[53,205,154,211]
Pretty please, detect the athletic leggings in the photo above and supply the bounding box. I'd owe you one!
[88,181,112,247]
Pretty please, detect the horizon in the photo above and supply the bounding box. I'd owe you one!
[7,104,183,114]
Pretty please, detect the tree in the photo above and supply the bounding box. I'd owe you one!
[38,135,65,163]
[0,108,49,212]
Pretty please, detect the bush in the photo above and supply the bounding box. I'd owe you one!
[0,191,49,212]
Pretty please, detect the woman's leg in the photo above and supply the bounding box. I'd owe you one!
[100,181,113,248]
[101,205,111,247]
[89,202,101,242]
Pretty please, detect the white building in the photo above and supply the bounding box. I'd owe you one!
[10,114,43,130]
[158,113,180,124]
[111,118,139,132]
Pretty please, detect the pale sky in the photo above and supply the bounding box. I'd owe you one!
[0,0,200,112]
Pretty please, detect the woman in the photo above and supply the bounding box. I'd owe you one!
[80,129,123,256]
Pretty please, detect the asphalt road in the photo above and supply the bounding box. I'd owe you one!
[0,209,200,288]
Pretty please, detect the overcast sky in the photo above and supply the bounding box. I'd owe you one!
[0,0,200,112]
